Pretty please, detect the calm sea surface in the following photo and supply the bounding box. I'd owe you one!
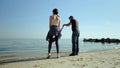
[0,39,120,57]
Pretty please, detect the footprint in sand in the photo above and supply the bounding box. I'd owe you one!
[95,66,99,68]
[58,61,65,64]
[80,64,88,68]
[99,60,105,63]
[72,63,82,67]
[78,58,83,61]
[114,62,120,66]
[33,65,40,67]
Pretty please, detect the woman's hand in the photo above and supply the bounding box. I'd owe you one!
[59,25,64,32]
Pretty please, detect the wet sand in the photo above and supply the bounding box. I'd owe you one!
[0,48,120,68]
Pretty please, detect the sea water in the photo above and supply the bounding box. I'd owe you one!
[0,39,120,57]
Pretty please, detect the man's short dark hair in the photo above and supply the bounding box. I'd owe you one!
[69,16,73,19]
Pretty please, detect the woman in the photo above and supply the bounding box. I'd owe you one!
[47,8,61,58]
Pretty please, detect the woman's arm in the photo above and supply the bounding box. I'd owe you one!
[58,17,61,30]
[49,16,52,29]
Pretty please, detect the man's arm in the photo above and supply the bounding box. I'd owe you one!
[63,22,71,26]
[60,22,71,32]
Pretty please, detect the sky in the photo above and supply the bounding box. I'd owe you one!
[0,0,120,39]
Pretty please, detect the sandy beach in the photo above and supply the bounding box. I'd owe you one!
[0,48,120,68]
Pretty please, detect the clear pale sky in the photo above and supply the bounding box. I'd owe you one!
[0,0,120,39]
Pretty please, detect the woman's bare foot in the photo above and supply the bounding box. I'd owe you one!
[57,53,60,58]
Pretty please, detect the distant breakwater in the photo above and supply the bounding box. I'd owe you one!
[83,38,120,44]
